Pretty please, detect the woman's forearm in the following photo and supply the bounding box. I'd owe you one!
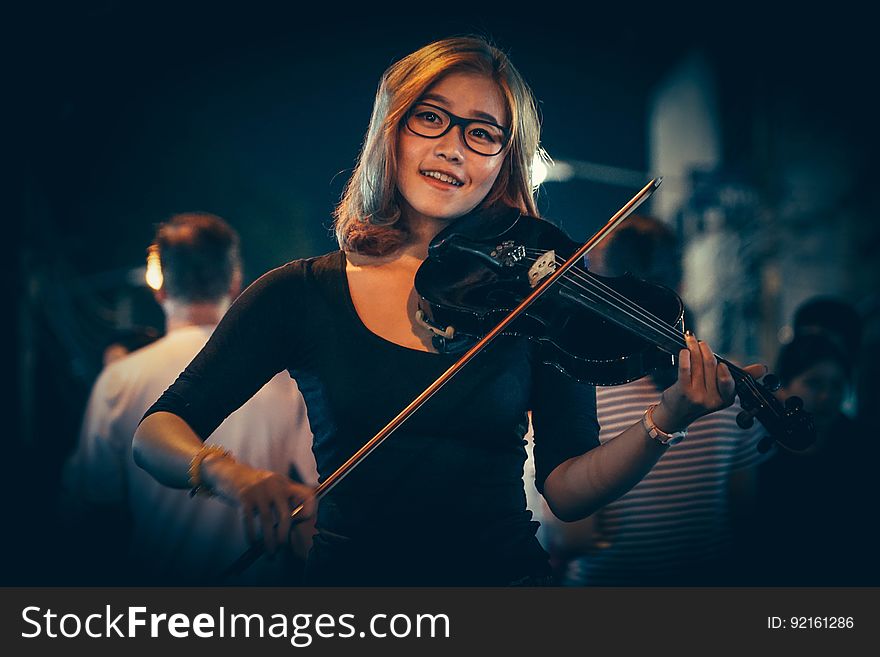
[542,416,666,521]
[132,411,206,488]
[133,411,317,551]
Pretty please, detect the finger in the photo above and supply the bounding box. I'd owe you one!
[717,362,735,403]
[242,505,257,546]
[699,340,718,398]
[744,363,769,380]
[293,485,317,519]
[275,490,293,546]
[288,499,308,526]
[300,492,317,519]
[287,487,315,528]
[258,501,277,555]
[677,345,691,387]
[686,332,704,392]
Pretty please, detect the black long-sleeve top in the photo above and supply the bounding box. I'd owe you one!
[144,251,600,585]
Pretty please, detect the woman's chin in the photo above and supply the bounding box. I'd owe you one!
[408,206,471,226]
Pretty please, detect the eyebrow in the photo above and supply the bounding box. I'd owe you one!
[419,93,506,127]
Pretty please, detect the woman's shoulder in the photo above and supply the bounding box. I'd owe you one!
[227,251,344,319]
[250,251,344,289]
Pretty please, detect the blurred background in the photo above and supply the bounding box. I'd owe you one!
[6,3,877,583]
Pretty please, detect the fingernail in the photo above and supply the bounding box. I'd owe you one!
[685,330,694,338]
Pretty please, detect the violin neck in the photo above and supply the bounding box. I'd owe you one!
[576,290,749,383]
[629,320,751,385]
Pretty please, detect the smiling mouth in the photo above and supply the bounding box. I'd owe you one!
[420,170,464,187]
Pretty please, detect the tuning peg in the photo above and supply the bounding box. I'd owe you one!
[762,373,781,392]
[785,396,804,411]
[736,410,755,429]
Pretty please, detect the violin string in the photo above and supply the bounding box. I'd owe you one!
[521,248,684,345]
[519,249,766,399]
[521,249,688,350]
[528,249,767,399]
[535,250,769,402]
[547,261,768,401]
[523,249,758,385]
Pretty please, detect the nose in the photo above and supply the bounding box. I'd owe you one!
[433,125,466,161]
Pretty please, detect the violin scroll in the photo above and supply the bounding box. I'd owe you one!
[724,362,815,453]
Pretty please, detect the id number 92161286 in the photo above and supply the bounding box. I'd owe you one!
[767,617,854,629]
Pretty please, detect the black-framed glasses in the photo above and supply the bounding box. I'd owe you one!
[405,102,509,156]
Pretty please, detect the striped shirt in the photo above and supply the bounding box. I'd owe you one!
[555,376,768,585]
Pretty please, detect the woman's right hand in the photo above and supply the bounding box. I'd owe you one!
[202,456,317,556]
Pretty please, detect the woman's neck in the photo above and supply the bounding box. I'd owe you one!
[348,211,450,267]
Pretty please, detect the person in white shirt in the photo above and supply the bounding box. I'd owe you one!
[63,212,316,585]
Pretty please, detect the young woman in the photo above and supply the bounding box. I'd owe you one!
[133,36,764,585]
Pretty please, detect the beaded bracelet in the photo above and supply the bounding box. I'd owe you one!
[187,444,234,497]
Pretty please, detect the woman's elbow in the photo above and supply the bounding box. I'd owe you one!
[131,412,169,470]
[542,487,595,523]
[542,465,599,522]
[131,423,150,469]
[543,497,596,523]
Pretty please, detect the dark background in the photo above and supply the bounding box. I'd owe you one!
[6,2,876,584]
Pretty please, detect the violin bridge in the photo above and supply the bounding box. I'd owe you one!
[528,250,557,288]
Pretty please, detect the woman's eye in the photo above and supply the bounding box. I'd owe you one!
[469,127,498,143]
[418,112,440,123]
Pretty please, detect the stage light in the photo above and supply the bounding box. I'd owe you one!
[532,152,549,187]
[145,245,163,291]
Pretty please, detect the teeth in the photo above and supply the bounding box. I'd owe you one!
[421,171,463,186]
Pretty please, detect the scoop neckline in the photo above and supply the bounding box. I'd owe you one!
[336,251,451,358]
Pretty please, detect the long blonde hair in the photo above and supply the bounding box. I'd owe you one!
[334,36,543,256]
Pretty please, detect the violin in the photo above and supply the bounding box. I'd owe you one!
[414,180,815,454]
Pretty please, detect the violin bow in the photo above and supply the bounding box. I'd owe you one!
[222,178,663,578]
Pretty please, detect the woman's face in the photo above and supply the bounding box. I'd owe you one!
[396,72,509,227]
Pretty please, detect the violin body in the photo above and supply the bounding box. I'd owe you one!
[416,206,684,385]
[415,203,815,453]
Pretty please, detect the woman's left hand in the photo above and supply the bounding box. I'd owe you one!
[652,332,767,434]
